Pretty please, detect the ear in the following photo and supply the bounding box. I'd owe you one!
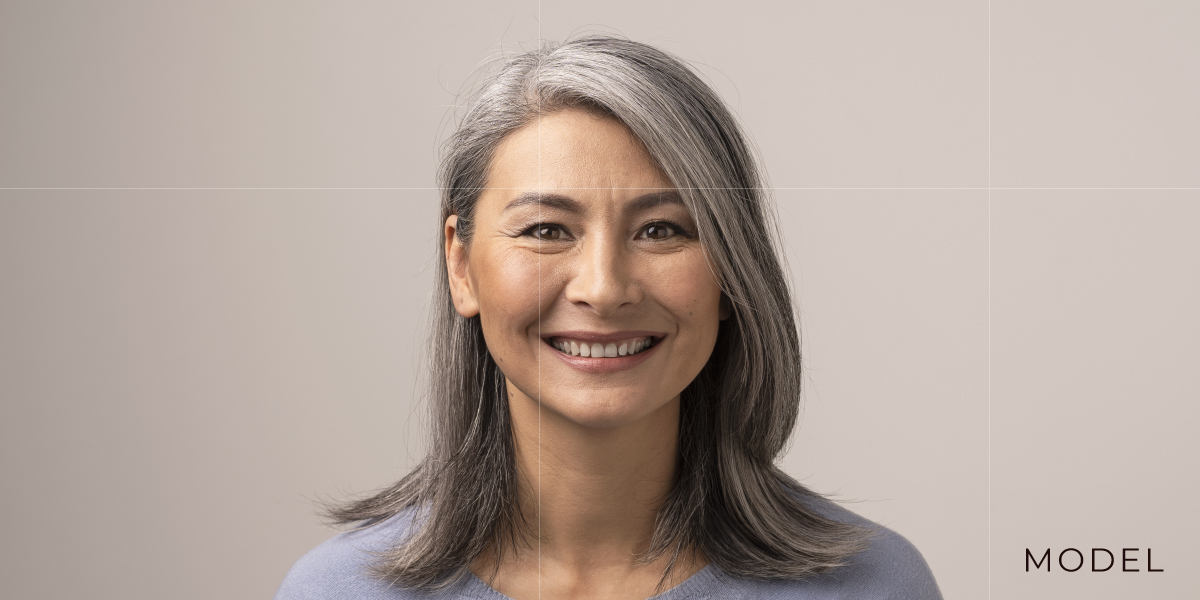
[719,291,733,321]
[445,215,480,318]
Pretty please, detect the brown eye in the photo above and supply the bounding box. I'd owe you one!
[643,223,675,240]
[533,225,562,240]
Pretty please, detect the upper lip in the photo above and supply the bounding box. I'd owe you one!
[540,330,664,343]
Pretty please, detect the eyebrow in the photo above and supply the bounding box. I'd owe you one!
[502,190,685,213]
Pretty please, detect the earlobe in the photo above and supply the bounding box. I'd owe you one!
[719,292,733,321]
[445,215,480,318]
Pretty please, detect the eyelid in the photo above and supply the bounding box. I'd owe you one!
[519,222,574,240]
[637,220,693,239]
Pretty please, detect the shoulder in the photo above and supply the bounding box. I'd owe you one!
[274,510,466,600]
[732,496,943,600]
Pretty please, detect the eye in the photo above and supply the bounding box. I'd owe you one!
[523,223,568,241]
[640,222,680,240]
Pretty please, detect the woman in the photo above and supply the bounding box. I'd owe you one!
[277,36,941,600]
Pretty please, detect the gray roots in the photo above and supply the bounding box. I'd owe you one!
[328,35,870,590]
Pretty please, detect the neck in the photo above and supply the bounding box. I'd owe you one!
[470,381,703,599]
[509,382,679,561]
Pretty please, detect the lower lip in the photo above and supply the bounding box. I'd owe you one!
[544,339,661,373]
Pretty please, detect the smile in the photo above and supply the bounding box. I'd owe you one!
[548,336,657,358]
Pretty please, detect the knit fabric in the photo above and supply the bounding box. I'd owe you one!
[275,497,942,600]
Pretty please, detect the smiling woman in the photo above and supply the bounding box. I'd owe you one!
[275,36,941,600]
[448,110,725,435]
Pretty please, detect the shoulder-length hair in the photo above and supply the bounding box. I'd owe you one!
[329,35,869,590]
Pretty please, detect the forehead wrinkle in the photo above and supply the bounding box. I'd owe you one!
[502,192,584,214]
[499,189,685,223]
[625,191,684,212]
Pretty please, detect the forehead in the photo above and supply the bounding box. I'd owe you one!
[484,108,673,198]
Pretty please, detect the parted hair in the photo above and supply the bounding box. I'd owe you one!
[328,35,870,590]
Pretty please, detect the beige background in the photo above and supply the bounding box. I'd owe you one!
[0,1,1195,599]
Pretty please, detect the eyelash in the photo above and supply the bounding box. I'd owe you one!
[637,221,693,240]
[518,221,693,241]
[519,223,572,241]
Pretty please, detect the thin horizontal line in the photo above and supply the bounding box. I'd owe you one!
[0,187,443,191]
[2,187,1198,191]
[987,187,1200,191]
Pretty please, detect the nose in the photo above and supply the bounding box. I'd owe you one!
[563,234,642,316]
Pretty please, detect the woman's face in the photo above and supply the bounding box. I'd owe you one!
[446,108,728,429]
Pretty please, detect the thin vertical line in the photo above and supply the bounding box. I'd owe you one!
[536,4,543,600]
[986,1,993,598]
[987,200,993,599]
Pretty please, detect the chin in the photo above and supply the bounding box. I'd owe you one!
[545,393,671,430]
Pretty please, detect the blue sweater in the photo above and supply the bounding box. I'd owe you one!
[275,498,942,599]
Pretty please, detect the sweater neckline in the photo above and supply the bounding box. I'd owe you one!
[462,563,722,600]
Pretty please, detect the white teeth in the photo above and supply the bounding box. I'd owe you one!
[553,337,655,357]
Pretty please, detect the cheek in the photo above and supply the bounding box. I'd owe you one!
[472,248,547,337]
[651,253,723,323]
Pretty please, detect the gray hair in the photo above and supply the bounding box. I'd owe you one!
[328,35,869,590]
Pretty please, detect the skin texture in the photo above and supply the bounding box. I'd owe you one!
[444,108,728,599]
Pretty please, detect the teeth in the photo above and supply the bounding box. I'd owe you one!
[550,336,655,358]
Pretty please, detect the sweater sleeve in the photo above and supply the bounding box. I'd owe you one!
[743,501,944,600]
[840,525,942,600]
[274,512,428,600]
[274,530,388,600]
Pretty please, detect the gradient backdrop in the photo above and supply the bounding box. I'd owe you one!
[1,1,1196,599]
